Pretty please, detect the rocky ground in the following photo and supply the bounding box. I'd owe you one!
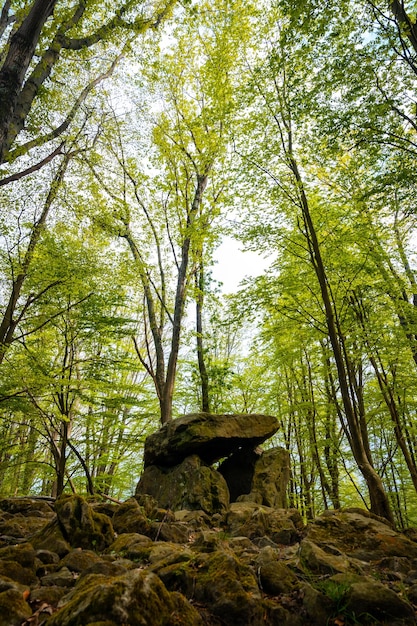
[0,494,416,625]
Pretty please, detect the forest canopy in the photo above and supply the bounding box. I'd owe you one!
[1,0,417,527]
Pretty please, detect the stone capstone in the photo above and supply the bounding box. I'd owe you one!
[143,413,279,467]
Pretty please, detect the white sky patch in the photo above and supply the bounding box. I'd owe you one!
[213,236,273,293]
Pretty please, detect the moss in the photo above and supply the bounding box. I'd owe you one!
[0,543,36,568]
[0,589,32,626]
[0,560,37,585]
[31,518,71,557]
[192,550,264,624]
[45,569,199,626]
[55,495,115,552]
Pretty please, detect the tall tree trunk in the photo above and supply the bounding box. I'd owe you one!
[0,0,57,162]
[289,153,394,523]
[161,173,208,423]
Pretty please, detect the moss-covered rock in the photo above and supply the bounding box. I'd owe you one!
[345,579,416,623]
[0,560,37,585]
[258,559,299,595]
[0,497,54,517]
[0,543,36,568]
[106,533,153,561]
[226,502,303,544]
[192,550,264,624]
[262,598,303,626]
[306,508,417,561]
[60,549,103,573]
[111,498,152,536]
[0,588,32,626]
[30,584,67,606]
[40,565,76,588]
[301,582,335,625]
[55,495,115,551]
[150,519,190,543]
[136,455,230,515]
[0,513,49,540]
[45,569,202,626]
[31,518,71,557]
[299,539,352,575]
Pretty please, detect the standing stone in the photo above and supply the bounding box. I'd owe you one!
[218,446,290,508]
[136,455,230,515]
[251,447,290,508]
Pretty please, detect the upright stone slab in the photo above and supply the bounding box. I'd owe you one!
[143,413,279,468]
[251,447,290,508]
[136,455,230,515]
[218,446,290,507]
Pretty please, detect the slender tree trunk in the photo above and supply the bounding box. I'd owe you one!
[289,154,393,523]
[322,348,341,508]
[196,263,210,413]
[0,153,69,364]
[161,174,208,423]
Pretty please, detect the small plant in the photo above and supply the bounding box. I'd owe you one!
[319,579,350,605]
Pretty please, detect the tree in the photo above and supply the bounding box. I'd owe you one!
[86,0,251,423]
[232,3,399,521]
[0,0,177,166]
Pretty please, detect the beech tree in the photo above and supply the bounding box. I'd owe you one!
[0,0,177,166]
[85,0,252,424]
[0,0,178,366]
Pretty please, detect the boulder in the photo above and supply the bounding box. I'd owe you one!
[191,550,264,625]
[143,413,279,467]
[106,533,153,561]
[218,446,290,507]
[0,587,32,626]
[0,560,37,585]
[306,508,417,561]
[301,582,335,625]
[250,447,290,507]
[136,454,230,515]
[255,547,299,595]
[299,539,352,575]
[345,579,415,623]
[226,502,303,545]
[45,569,203,626]
[55,495,115,552]
[111,498,152,536]
[30,518,71,557]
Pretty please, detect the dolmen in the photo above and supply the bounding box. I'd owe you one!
[135,413,290,515]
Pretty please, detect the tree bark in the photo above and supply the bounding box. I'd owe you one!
[196,263,210,413]
[289,153,394,523]
[0,0,57,162]
[390,0,417,55]
[160,173,208,423]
